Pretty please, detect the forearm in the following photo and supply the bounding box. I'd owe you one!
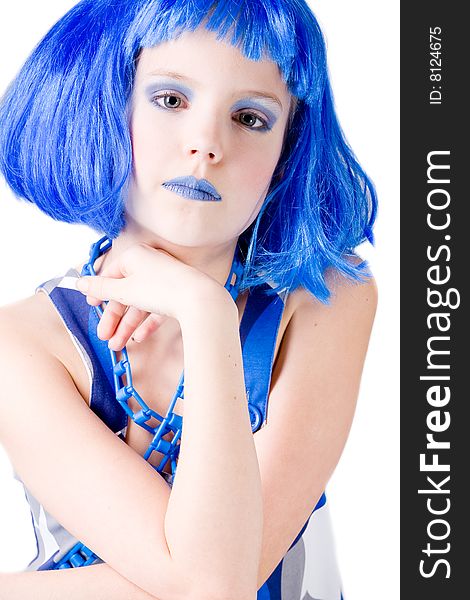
[164,293,263,598]
[1,297,261,600]
[0,563,160,600]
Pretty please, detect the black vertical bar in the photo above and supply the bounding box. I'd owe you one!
[401,3,468,598]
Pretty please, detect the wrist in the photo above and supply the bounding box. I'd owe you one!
[178,284,238,332]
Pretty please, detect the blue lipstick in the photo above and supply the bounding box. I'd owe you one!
[162,176,222,202]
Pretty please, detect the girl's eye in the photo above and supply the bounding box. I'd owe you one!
[152,93,185,110]
[236,111,269,131]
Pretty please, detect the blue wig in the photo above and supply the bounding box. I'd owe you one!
[0,0,377,301]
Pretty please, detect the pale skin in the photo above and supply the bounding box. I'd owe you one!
[0,26,377,600]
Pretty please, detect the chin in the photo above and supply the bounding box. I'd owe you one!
[124,211,243,249]
[142,226,229,250]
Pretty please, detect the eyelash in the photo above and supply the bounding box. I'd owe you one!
[151,92,271,131]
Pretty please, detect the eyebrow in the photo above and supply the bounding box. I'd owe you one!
[145,68,284,111]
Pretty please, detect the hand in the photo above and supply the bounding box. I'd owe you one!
[75,243,226,350]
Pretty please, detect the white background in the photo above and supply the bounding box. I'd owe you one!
[0,1,399,598]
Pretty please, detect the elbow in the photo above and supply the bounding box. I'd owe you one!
[157,545,259,600]
[146,560,257,600]
[187,580,257,600]
[158,575,256,600]
[190,594,257,600]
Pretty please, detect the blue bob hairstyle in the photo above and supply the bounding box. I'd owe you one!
[0,0,377,302]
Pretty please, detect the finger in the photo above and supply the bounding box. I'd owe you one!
[76,275,124,304]
[96,300,127,341]
[108,306,150,351]
[132,314,166,343]
[80,258,126,306]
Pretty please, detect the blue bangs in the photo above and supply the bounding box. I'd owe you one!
[129,0,325,105]
[0,0,377,302]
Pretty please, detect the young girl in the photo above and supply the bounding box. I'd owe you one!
[0,1,377,598]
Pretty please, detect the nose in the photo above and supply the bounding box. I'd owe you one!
[187,146,220,162]
[183,121,224,164]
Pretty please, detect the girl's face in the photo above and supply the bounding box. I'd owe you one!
[125,26,292,249]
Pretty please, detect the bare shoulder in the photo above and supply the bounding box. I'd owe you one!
[285,259,378,327]
[274,259,378,383]
[0,292,90,404]
[0,293,60,354]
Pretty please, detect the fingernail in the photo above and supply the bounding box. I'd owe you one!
[108,339,119,351]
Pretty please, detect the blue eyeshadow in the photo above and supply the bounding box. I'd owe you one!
[231,99,279,127]
[145,80,194,102]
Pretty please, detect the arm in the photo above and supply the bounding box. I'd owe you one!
[253,271,377,587]
[164,299,263,596]
[0,564,161,600]
[0,291,260,599]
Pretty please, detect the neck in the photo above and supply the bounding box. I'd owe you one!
[98,224,240,288]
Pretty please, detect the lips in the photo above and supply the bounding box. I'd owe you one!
[162,176,222,202]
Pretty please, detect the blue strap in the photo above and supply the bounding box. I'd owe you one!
[46,286,127,433]
[239,285,327,529]
[240,283,286,432]
[86,307,128,431]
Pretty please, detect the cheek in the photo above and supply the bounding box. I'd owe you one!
[130,115,152,176]
[237,142,282,195]
[130,112,176,184]
[131,134,152,175]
